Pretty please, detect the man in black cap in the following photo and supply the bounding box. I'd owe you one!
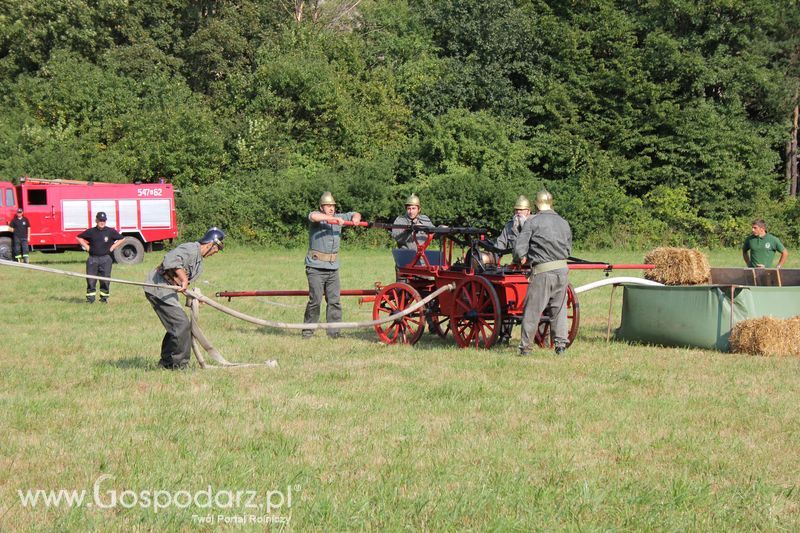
[77,212,125,303]
[143,228,225,369]
[10,208,31,263]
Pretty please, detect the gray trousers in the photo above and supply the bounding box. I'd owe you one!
[145,292,192,367]
[303,267,342,337]
[519,268,569,351]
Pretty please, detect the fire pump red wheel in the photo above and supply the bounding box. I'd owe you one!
[372,282,426,345]
[450,276,501,349]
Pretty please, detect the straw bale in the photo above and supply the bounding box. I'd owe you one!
[729,316,800,356]
[643,247,711,285]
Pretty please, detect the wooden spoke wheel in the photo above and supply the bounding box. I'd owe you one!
[430,314,450,338]
[534,284,580,348]
[450,276,502,349]
[426,301,450,338]
[372,282,425,345]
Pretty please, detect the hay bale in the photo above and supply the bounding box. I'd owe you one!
[729,316,800,356]
[643,247,711,285]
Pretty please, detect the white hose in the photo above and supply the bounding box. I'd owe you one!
[573,276,663,293]
[0,258,454,330]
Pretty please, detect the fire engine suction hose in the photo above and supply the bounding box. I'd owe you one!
[0,259,456,370]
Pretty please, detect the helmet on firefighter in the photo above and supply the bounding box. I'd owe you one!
[319,191,336,206]
[514,195,531,210]
[535,190,553,211]
[198,227,225,250]
[405,193,421,207]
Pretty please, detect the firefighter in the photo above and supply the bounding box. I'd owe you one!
[494,195,531,254]
[143,227,224,369]
[77,212,125,303]
[513,190,573,356]
[303,192,361,339]
[392,194,434,249]
[10,208,31,263]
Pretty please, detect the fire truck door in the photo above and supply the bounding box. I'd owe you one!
[24,187,58,245]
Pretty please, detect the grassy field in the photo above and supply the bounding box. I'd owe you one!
[1,246,799,530]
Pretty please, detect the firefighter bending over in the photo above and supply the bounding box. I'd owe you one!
[143,228,224,369]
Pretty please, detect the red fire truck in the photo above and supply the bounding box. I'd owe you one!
[0,177,178,264]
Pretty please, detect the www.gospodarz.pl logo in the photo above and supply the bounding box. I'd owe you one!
[18,474,297,520]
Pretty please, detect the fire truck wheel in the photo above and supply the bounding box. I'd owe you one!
[113,237,145,264]
[0,237,12,261]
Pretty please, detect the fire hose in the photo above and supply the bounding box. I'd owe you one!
[0,259,456,368]
[1,259,660,367]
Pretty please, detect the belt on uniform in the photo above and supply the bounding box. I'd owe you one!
[308,250,338,262]
[532,259,568,274]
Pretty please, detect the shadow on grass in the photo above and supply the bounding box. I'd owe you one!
[240,322,474,351]
[49,295,95,304]
[100,356,156,370]
[30,258,87,265]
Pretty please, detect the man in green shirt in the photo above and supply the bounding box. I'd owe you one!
[742,219,788,268]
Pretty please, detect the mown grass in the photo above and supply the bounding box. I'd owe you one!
[1,246,799,530]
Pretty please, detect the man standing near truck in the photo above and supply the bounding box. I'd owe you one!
[77,212,125,303]
[10,208,30,263]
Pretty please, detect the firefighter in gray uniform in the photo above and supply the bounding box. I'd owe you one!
[513,190,572,356]
[143,228,224,369]
[392,194,433,249]
[494,195,531,254]
[303,192,361,339]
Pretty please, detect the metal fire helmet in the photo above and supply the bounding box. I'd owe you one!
[319,191,336,206]
[405,193,421,207]
[514,195,531,210]
[199,227,225,250]
[535,190,553,210]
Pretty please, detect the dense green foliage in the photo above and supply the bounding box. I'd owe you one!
[0,0,798,247]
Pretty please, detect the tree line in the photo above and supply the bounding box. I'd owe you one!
[1,0,798,248]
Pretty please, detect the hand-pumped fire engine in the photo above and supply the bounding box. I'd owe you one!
[217,222,653,349]
[0,177,177,263]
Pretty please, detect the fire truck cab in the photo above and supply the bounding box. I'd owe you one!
[0,177,178,264]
